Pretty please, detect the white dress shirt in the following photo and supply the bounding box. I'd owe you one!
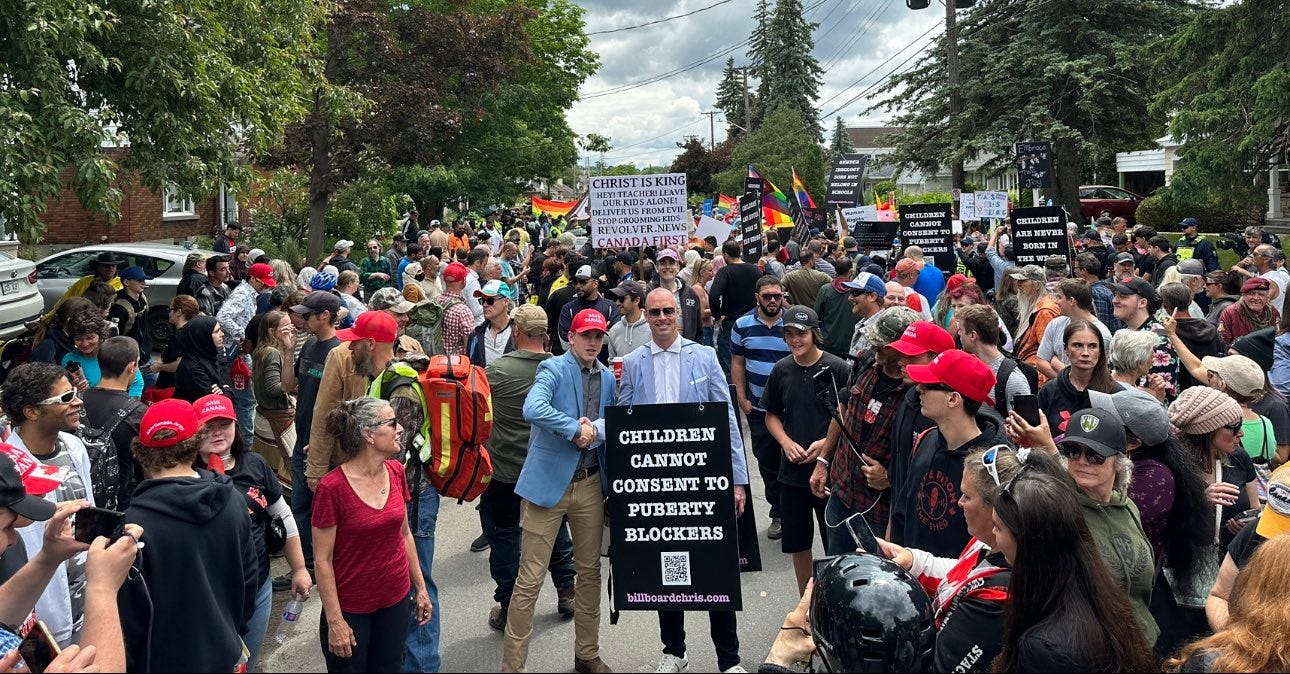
[650,338,683,404]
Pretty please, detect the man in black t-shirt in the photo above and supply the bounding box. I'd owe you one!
[280,291,342,589]
[82,337,147,510]
[710,241,766,377]
[759,306,850,595]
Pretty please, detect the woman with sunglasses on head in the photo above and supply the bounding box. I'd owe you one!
[313,397,431,673]
[877,445,1065,672]
[1037,320,1120,433]
[990,469,1157,672]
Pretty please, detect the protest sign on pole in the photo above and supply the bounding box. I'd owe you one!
[958,192,978,221]
[743,175,762,202]
[738,194,762,260]
[1015,142,1052,189]
[606,402,742,612]
[590,173,689,248]
[1008,206,1069,266]
[825,153,867,206]
[695,215,729,243]
[851,221,900,251]
[898,203,956,274]
[977,191,1009,220]
[702,199,714,217]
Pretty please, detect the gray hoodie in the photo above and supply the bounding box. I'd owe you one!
[608,314,651,359]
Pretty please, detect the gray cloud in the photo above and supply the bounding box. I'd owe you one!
[570,0,941,168]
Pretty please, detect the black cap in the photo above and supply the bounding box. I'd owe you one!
[1060,407,1127,457]
[290,291,341,316]
[0,454,55,521]
[1110,277,1158,304]
[783,305,819,331]
[94,251,126,266]
[393,233,407,242]
[1113,252,1136,264]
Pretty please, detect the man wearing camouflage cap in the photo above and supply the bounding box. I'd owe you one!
[808,306,923,554]
[368,286,424,357]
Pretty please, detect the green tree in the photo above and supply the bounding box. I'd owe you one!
[867,0,1192,219]
[1151,0,1289,213]
[746,0,773,128]
[763,0,823,142]
[670,136,735,195]
[714,106,825,198]
[828,117,855,162]
[714,58,754,140]
[0,0,328,243]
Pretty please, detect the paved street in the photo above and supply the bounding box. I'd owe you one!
[261,456,816,672]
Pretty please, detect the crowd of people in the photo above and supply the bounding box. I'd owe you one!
[0,207,1289,673]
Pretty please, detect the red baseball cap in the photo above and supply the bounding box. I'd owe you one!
[886,321,954,356]
[906,350,997,404]
[570,308,608,335]
[248,262,277,287]
[141,399,200,448]
[0,443,66,499]
[443,262,469,283]
[336,310,398,343]
[193,394,237,425]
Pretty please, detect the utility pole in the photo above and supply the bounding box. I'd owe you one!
[946,0,963,190]
[741,66,751,136]
[701,111,718,150]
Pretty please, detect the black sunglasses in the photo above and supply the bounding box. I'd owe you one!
[481,297,507,306]
[1057,443,1108,466]
[647,307,677,318]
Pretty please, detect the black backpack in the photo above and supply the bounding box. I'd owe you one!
[993,356,1039,417]
[78,401,145,511]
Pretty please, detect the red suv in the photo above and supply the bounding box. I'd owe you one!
[1079,185,1143,223]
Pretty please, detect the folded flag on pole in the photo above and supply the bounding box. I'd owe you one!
[748,166,793,228]
[791,168,816,210]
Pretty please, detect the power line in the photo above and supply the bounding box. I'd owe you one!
[580,39,751,99]
[586,0,736,36]
[599,119,706,158]
[819,0,898,73]
[821,26,941,119]
[818,22,938,109]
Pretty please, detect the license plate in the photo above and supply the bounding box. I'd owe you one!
[0,281,17,295]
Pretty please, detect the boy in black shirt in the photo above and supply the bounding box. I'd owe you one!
[760,306,849,594]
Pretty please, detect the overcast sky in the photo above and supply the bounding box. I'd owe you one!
[568,0,942,169]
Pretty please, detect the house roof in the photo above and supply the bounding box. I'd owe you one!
[846,126,906,150]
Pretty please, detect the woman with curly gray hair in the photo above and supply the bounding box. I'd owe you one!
[312,397,431,673]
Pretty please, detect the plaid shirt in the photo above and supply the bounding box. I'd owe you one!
[435,290,473,356]
[1090,281,1124,332]
[831,354,910,525]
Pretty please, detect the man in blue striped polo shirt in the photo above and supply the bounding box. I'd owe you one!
[731,275,791,540]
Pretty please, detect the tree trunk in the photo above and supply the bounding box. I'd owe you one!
[1048,137,1083,226]
[306,107,331,265]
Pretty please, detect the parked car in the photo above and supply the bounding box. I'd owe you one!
[1079,185,1145,224]
[35,243,217,349]
[0,251,46,341]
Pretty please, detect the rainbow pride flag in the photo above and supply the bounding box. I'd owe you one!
[748,166,794,228]
[531,196,580,218]
[716,194,738,215]
[791,168,816,210]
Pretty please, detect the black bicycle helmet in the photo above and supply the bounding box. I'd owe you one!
[810,553,936,673]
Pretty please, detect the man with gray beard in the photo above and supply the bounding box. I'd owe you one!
[1008,265,1061,381]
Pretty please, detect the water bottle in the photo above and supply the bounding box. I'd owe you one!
[274,593,305,645]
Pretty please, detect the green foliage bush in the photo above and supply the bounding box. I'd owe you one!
[1134,193,1262,233]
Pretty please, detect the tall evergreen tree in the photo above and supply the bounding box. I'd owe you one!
[866,0,1192,219]
[763,0,824,142]
[747,0,773,128]
[715,58,754,140]
[828,117,855,161]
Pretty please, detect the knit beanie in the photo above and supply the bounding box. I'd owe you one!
[1168,386,1242,435]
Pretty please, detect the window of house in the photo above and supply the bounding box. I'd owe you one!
[163,185,196,219]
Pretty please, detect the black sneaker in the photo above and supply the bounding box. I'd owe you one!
[470,534,490,552]
[273,568,313,592]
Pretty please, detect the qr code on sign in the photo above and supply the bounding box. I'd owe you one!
[661,551,691,586]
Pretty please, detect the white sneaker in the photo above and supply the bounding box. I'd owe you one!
[722,667,748,673]
[654,653,689,673]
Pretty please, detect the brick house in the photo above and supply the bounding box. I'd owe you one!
[34,148,239,247]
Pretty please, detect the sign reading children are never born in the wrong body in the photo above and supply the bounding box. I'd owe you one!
[605,402,742,613]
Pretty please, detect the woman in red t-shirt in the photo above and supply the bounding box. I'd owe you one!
[313,397,432,673]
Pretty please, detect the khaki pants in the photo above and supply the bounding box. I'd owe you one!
[500,474,604,672]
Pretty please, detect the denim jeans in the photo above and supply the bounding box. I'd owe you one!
[246,576,273,670]
[290,435,313,567]
[402,485,441,672]
[824,492,880,556]
[480,479,575,607]
[223,348,255,452]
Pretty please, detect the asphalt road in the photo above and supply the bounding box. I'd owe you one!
[259,452,817,673]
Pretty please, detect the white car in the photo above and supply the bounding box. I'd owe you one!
[0,250,44,340]
[35,243,217,347]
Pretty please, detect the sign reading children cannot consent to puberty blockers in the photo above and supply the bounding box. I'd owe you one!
[590,173,689,248]
[605,402,742,612]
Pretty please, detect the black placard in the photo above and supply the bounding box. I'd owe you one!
[1015,141,1051,189]
[739,194,763,261]
[1009,206,1069,267]
[851,220,899,251]
[826,153,867,206]
[606,402,742,611]
[744,175,763,203]
[728,383,762,573]
[898,203,956,273]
